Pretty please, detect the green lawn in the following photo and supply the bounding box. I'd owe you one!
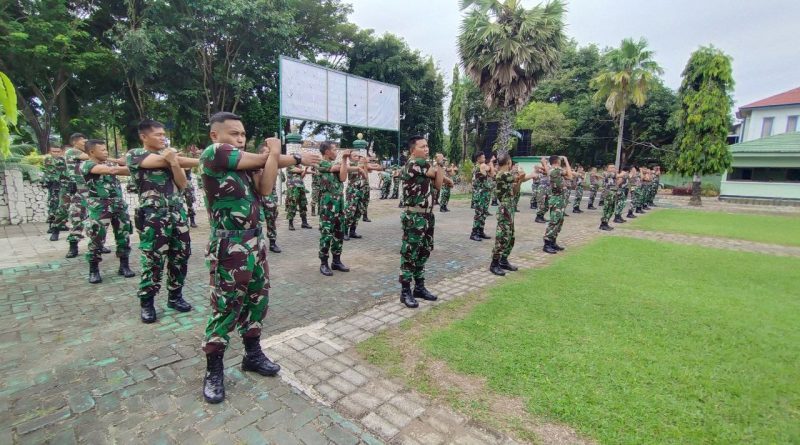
[424,237,800,445]
[629,209,800,246]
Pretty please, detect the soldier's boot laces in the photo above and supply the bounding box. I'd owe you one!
[348,225,362,239]
[241,337,281,376]
[118,255,136,278]
[413,279,437,301]
[479,230,491,240]
[499,256,518,271]
[88,261,102,284]
[101,246,112,254]
[190,216,198,228]
[331,254,350,272]
[489,259,506,276]
[269,239,282,253]
[470,229,482,242]
[400,283,418,308]
[167,290,192,313]
[626,210,637,219]
[301,217,313,229]
[319,256,333,276]
[543,240,558,254]
[614,215,626,224]
[599,222,614,231]
[65,241,79,258]
[203,352,225,404]
[362,211,371,222]
[140,296,157,324]
[534,215,547,224]
[288,219,296,231]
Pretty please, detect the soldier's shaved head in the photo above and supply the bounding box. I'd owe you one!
[209,112,246,148]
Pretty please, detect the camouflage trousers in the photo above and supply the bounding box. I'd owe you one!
[263,196,278,241]
[319,193,346,257]
[136,205,191,299]
[536,185,550,218]
[588,184,599,206]
[472,190,490,231]
[492,204,515,260]
[562,189,571,211]
[615,189,628,216]
[184,186,196,218]
[601,192,618,223]
[400,210,434,283]
[530,182,539,206]
[599,187,609,205]
[439,186,451,208]
[85,199,132,263]
[346,187,366,228]
[512,191,521,211]
[629,187,641,211]
[202,231,269,354]
[285,186,308,221]
[51,186,70,230]
[573,185,584,209]
[391,180,400,199]
[380,181,392,199]
[310,185,320,215]
[67,190,88,242]
[544,195,565,242]
[46,184,60,224]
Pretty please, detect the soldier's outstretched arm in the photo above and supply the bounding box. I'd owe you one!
[257,138,281,196]
[338,151,351,182]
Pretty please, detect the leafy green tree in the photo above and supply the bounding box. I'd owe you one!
[591,37,663,167]
[458,0,565,152]
[448,65,465,162]
[515,101,573,154]
[0,71,18,158]
[673,46,734,205]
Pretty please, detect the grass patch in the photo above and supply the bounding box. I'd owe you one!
[425,237,800,445]
[629,209,800,246]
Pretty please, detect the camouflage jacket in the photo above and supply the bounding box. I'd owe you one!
[549,167,564,195]
[200,143,263,231]
[472,167,488,194]
[602,172,617,191]
[80,160,124,204]
[317,160,344,197]
[64,148,87,190]
[42,155,65,186]
[401,158,433,209]
[286,168,305,188]
[126,148,184,209]
[347,171,365,191]
[495,171,515,206]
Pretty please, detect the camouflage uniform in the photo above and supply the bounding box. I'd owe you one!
[64,147,89,242]
[285,168,308,221]
[200,143,268,353]
[572,173,585,210]
[536,173,551,219]
[438,171,453,208]
[588,173,600,207]
[629,172,641,213]
[80,160,132,262]
[183,169,197,221]
[471,168,490,233]
[42,155,62,227]
[615,172,629,217]
[310,168,321,215]
[346,171,367,228]
[400,159,436,284]
[601,172,618,224]
[380,170,392,199]
[561,178,572,212]
[361,172,371,219]
[126,148,191,300]
[390,167,401,199]
[317,160,346,258]
[649,172,660,205]
[492,171,516,260]
[261,188,279,243]
[544,168,565,243]
[529,175,540,208]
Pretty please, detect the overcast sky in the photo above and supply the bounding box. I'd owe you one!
[347,0,800,111]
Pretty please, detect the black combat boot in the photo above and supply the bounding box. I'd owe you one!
[543,240,558,254]
[413,278,437,301]
[479,230,491,240]
[636,207,645,214]
[140,296,157,324]
[643,204,650,210]
[189,215,198,228]
[626,209,637,219]
[599,200,605,207]
[489,259,506,276]
[320,256,333,276]
[65,241,79,258]
[498,256,518,271]
[203,351,225,404]
[331,254,350,272]
[288,219,295,231]
[613,215,626,224]
[49,229,60,242]
[470,229,482,241]
[301,217,313,229]
[167,289,192,312]
[102,246,112,254]
[599,222,614,231]
[572,207,582,214]
[552,241,565,251]
[530,201,536,209]
[400,282,418,308]
[587,203,597,210]
[348,224,362,239]
[241,337,281,376]
[88,261,102,284]
[534,215,547,224]
[343,230,350,241]
[269,239,282,253]
[362,211,371,222]
[118,254,136,278]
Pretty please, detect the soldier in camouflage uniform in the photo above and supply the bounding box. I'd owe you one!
[199,112,321,404]
[285,165,312,230]
[317,142,356,276]
[63,134,89,258]
[587,167,601,209]
[438,162,457,212]
[258,143,282,254]
[572,165,585,213]
[614,167,630,224]
[529,168,540,209]
[490,154,533,276]
[542,155,573,254]
[535,163,550,223]
[127,120,198,324]
[183,169,198,228]
[42,145,67,240]
[343,153,368,240]
[379,168,392,199]
[625,167,641,220]
[361,160,375,223]
[470,152,494,241]
[309,166,321,216]
[80,140,136,283]
[390,165,401,199]
[399,136,447,309]
[599,164,618,231]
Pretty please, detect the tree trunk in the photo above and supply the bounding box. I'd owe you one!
[689,173,702,206]
[495,108,513,154]
[615,107,626,169]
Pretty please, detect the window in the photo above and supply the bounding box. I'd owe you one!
[761,117,774,138]
[787,116,799,133]
[728,167,800,182]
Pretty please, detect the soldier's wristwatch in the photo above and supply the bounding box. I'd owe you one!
[292,153,302,166]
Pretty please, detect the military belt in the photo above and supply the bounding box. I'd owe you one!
[404,206,433,214]
[213,226,262,239]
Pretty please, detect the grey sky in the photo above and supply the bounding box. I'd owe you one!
[347,0,800,111]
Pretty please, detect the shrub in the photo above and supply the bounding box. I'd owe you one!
[460,158,475,185]
[701,183,720,197]
[671,186,692,196]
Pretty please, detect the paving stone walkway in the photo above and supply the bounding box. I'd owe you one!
[1,192,795,444]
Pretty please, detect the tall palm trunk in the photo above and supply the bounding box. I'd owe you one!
[690,173,702,206]
[495,108,513,154]
[615,107,626,168]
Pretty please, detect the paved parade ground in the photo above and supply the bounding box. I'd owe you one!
[1,194,799,445]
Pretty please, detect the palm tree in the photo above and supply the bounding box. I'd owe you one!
[591,38,663,168]
[458,0,565,153]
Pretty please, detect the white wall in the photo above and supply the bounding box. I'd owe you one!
[741,104,800,142]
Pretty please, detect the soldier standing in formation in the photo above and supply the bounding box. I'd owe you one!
[534,161,551,224]
[285,163,312,231]
[598,164,619,231]
[625,167,640,220]
[614,167,630,224]
[317,142,358,276]
[127,120,198,323]
[390,165,401,199]
[42,145,67,240]
[489,153,533,276]
[80,140,136,284]
[542,155,573,254]
[438,162,457,212]
[309,165,321,216]
[343,153,368,240]
[63,133,89,258]
[183,168,199,228]
[529,166,540,210]
[572,165,585,213]
[399,136,446,309]
[469,152,494,241]
[378,167,392,199]
[586,167,601,210]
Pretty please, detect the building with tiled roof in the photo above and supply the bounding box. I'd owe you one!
[736,86,800,143]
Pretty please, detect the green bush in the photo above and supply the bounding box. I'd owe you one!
[460,158,474,185]
[21,151,44,168]
[701,183,720,197]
